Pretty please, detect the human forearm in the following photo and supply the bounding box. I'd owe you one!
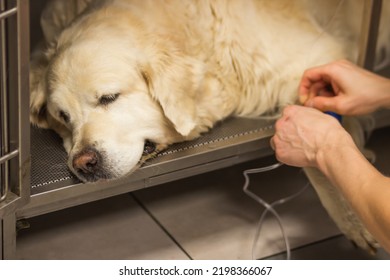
[316,135,377,201]
[316,138,390,251]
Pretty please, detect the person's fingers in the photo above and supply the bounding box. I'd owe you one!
[306,96,340,113]
[298,71,332,105]
[298,77,318,104]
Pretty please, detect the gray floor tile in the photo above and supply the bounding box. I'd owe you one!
[16,195,189,260]
[134,158,342,260]
[264,235,390,260]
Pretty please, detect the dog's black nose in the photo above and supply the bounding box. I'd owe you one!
[72,148,111,182]
[73,148,99,175]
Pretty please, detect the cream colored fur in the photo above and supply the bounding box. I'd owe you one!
[30,0,351,178]
[30,0,389,252]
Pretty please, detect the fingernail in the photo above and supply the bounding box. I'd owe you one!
[299,94,308,105]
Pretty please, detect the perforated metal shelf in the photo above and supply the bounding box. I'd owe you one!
[21,117,275,218]
[30,127,79,194]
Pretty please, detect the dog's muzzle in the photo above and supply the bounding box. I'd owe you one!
[72,147,111,182]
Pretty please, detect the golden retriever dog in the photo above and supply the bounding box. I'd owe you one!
[30,0,389,253]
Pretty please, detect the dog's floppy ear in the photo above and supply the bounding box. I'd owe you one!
[141,56,204,136]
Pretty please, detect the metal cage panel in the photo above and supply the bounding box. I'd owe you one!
[0,0,30,259]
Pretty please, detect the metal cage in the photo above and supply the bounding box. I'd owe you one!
[0,0,29,259]
[0,0,387,259]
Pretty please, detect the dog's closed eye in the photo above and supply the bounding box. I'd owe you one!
[59,110,70,123]
[99,93,119,106]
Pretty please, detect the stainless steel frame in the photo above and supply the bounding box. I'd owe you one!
[358,0,383,69]
[0,0,30,259]
[0,0,387,259]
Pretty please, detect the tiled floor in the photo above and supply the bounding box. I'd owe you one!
[16,126,390,260]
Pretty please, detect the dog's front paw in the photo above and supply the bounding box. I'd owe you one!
[348,225,379,254]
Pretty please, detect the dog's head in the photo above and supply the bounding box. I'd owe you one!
[30,12,206,182]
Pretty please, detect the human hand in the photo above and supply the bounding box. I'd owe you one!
[270,105,353,168]
[299,60,390,115]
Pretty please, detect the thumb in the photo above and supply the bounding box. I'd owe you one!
[305,96,339,112]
